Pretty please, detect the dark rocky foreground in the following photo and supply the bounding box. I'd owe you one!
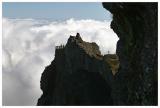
[103,2,158,105]
[37,3,157,106]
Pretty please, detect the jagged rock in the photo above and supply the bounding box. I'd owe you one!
[104,54,119,75]
[103,3,158,105]
[37,33,117,105]
[37,3,157,106]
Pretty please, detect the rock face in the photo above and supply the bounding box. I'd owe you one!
[37,3,157,106]
[103,3,158,105]
[37,33,119,105]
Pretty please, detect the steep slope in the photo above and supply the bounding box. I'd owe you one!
[37,33,118,105]
[37,3,157,106]
[103,3,158,105]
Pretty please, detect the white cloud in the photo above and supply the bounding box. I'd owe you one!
[2,18,119,106]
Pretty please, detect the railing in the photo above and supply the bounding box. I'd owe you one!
[56,45,65,49]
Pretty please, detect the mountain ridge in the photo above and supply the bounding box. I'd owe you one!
[37,33,119,105]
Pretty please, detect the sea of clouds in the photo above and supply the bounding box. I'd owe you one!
[2,18,119,105]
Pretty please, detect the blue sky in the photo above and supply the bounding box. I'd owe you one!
[3,2,112,21]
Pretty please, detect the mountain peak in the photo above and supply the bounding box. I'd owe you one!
[38,34,119,105]
[67,33,101,59]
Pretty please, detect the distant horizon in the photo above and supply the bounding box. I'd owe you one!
[2,17,111,22]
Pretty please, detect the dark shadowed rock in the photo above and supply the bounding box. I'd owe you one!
[37,3,157,106]
[37,33,117,105]
[103,2,158,105]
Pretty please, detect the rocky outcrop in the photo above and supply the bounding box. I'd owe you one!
[37,33,119,105]
[37,3,157,106]
[103,3,158,105]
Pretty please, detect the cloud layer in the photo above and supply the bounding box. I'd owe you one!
[2,18,119,105]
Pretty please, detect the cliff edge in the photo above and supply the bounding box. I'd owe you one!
[37,33,119,105]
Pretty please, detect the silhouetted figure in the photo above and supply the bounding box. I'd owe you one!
[76,33,82,41]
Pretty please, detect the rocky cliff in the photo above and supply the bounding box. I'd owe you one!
[37,2,157,106]
[103,3,158,105]
[37,33,119,105]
